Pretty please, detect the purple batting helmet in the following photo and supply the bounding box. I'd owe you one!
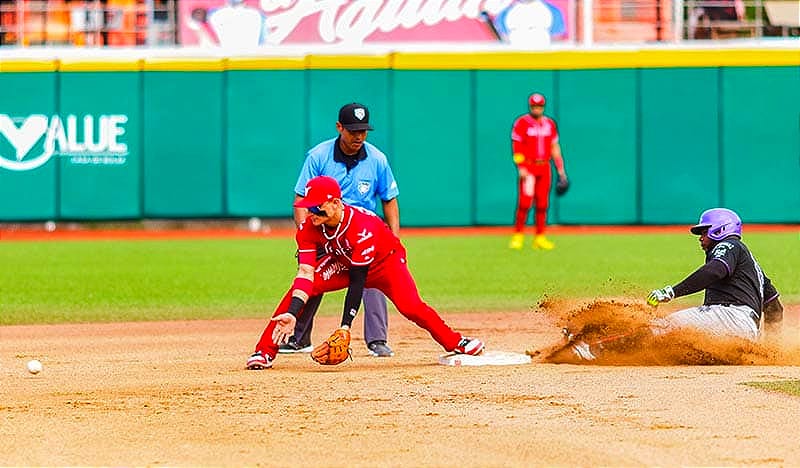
[690,208,742,240]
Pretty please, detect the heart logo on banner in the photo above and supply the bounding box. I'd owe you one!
[0,114,57,171]
[0,114,49,161]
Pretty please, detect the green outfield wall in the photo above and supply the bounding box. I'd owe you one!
[0,49,798,226]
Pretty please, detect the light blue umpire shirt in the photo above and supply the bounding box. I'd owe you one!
[294,137,399,213]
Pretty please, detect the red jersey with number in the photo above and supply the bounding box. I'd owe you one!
[296,204,402,269]
[511,114,559,171]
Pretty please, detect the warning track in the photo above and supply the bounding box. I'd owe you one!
[2,223,798,242]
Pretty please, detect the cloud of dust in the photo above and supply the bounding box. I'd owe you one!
[530,298,800,366]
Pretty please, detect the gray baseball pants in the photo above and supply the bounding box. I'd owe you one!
[292,287,389,346]
[650,304,759,342]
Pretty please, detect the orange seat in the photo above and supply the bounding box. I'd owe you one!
[107,0,137,46]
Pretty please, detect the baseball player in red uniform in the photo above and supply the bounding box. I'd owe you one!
[246,176,485,369]
[509,92,568,250]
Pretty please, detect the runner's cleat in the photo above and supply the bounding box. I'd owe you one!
[570,341,596,361]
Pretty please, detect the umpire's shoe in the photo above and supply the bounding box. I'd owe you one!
[246,351,273,370]
[367,340,394,357]
[278,336,313,354]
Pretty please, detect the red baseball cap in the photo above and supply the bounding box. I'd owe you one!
[294,176,342,208]
[528,93,546,106]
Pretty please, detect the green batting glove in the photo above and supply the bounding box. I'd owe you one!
[647,286,675,306]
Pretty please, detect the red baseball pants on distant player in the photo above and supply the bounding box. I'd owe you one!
[514,168,552,234]
[254,249,462,358]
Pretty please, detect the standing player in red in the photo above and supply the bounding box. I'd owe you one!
[509,92,568,250]
[246,176,485,369]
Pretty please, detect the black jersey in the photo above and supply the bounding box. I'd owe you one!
[704,236,779,319]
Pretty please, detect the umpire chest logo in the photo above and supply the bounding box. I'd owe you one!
[357,180,371,194]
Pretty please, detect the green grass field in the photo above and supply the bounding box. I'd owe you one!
[743,380,800,397]
[1,232,798,325]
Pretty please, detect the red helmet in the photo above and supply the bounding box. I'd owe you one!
[528,93,546,106]
[294,176,342,208]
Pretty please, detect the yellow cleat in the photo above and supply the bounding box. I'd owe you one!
[533,235,555,250]
[509,233,525,250]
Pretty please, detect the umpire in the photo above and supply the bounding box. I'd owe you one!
[281,102,400,357]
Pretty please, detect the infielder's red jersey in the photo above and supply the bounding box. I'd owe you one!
[296,204,402,270]
[511,114,559,173]
[253,203,463,358]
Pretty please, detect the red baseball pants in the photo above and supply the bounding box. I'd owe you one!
[514,169,552,234]
[254,250,463,358]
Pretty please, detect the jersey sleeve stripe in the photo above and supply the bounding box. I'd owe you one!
[711,257,731,275]
[764,292,780,303]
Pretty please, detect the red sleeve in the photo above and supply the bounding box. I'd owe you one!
[549,117,559,143]
[295,221,318,266]
[511,117,526,154]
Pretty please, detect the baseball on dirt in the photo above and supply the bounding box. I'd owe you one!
[27,359,42,374]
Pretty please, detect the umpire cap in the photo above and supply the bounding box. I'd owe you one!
[339,103,373,131]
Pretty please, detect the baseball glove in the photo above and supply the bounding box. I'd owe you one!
[555,178,570,196]
[311,328,352,365]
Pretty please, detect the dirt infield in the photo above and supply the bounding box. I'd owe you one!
[3,304,799,466]
[3,224,799,465]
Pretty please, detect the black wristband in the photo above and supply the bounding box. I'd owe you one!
[341,267,368,328]
[286,296,306,317]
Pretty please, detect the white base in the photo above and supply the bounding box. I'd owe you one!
[438,351,531,366]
